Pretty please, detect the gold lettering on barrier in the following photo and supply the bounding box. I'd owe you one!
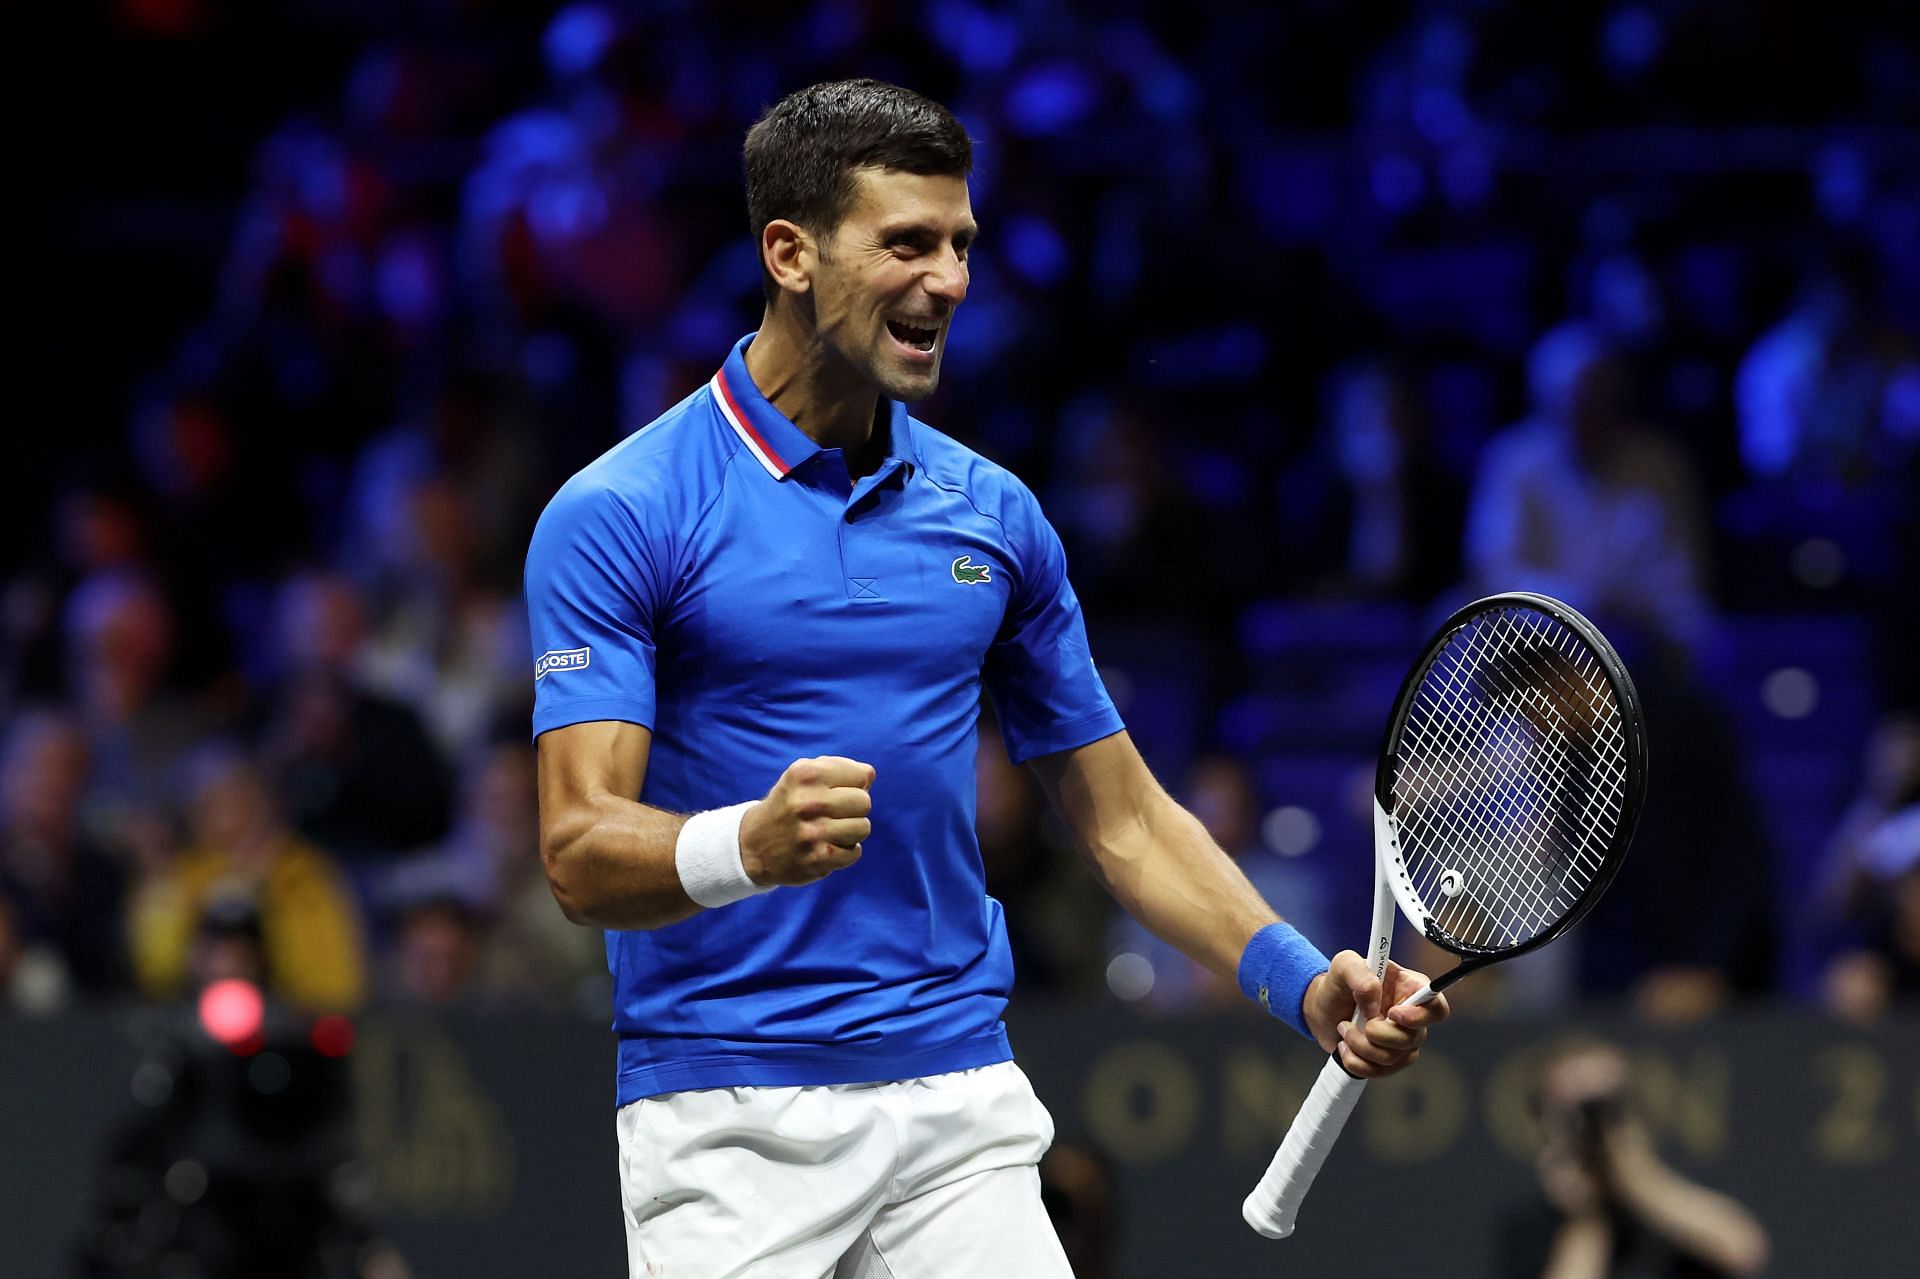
[1362,1052,1467,1164]
[352,1017,516,1216]
[1629,1048,1728,1159]
[1219,1048,1321,1158]
[1485,1042,1552,1163]
[1081,1041,1200,1166]
[1812,1045,1892,1165]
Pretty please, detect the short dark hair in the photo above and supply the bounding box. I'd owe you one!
[744,79,973,304]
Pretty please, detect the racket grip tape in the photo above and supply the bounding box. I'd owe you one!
[1242,1055,1368,1239]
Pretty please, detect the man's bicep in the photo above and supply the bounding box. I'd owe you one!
[537,720,654,825]
[1026,728,1150,843]
[534,719,691,929]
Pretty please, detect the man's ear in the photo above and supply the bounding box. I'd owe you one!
[762,219,814,296]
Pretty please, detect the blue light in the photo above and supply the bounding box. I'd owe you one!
[1004,213,1070,288]
[544,3,618,79]
[1004,63,1097,138]
[1370,153,1426,214]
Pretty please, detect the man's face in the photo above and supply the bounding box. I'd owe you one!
[808,167,975,402]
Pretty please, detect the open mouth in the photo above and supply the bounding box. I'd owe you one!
[886,319,939,353]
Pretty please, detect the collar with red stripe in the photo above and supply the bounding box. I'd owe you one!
[710,333,916,482]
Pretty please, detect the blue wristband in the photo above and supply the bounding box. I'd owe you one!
[1237,922,1331,1042]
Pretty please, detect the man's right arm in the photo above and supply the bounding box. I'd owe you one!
[535,719,875,930]
[537,720,697,930]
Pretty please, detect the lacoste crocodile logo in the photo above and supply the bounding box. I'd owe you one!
[951,555,992,585]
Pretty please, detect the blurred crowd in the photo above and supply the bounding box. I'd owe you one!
[5,0,1920,1026]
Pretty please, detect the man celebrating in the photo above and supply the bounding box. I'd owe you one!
[528,79,1448,1278]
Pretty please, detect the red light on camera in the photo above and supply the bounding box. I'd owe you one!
[309,1014,356,1059]
[198,980,265,1053]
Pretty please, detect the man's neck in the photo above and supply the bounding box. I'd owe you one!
[744,310,885,470]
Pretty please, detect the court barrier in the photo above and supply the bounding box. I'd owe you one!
[4,1002,1911,1276]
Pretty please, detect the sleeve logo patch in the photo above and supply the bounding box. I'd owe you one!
[534,647,591,680]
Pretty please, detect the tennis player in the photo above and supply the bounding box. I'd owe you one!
[528,78,1450,1279]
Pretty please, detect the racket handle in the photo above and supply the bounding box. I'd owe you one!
[1241,1055,1368,1239]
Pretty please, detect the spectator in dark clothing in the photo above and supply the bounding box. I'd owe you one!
[1815,712,1920,1021]
[1038,1140,1118,1279]
[0,478,151,717]
[1464,323,1712,655]
[1735,246,1913,486]
[1047,394,1230,632]
[0,887,72,1013]
[1825,842,1920,1014]
[386,894,484,1008]
[1279,358,1466,603]
[65,569,210,830]
[1498,1038,1767,1278]
[258,571,453,860]
[0,708,129,999]
[976,714,1108,995]
[1572,649,1778,1021]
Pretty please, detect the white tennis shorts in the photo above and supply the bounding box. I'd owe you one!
[615,1060,1073,1279]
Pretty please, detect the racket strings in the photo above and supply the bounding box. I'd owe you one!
[1411,619,1617,943]
[1400,692,1582,942]
[1389,607,1629,951]
[1402,695,1590,944]
[1403,619,1620,945]
[1425,680,1601,939]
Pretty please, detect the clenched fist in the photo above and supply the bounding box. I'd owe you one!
[739,756,875,887]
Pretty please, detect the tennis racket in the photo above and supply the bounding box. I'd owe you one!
[1242,590,1648,1239]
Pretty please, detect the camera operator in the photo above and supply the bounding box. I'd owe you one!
[72,895,408,1279]
[1500,1038,1769,1279]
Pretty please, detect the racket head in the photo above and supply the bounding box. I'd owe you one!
[1375,591,1647,973]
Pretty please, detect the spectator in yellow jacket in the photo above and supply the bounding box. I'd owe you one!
[129,744,367,1010]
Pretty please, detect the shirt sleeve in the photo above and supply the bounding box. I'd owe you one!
[983,481,1124,764]
[525,478,667,739]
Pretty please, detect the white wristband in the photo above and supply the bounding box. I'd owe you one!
[674,802,771,909]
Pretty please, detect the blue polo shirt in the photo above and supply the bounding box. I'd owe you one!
[526,333,1123,1103]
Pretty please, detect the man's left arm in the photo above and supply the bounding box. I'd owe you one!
[1028,729,1448,1077]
